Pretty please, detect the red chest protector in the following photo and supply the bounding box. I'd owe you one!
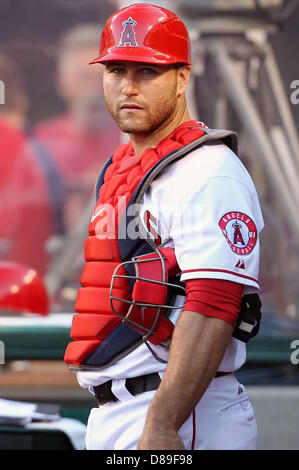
[64,121,237,369]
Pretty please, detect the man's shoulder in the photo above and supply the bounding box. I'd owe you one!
[162,139,250,187]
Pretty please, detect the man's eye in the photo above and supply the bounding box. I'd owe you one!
[110,67,125,74]
[140,68,157,75]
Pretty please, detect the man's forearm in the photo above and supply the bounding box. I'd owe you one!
[138,311,233,447]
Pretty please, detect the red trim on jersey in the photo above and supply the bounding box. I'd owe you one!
[182,268,258,284]
[183,278,243,327]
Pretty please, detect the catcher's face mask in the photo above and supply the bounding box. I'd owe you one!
[110,247,185,347]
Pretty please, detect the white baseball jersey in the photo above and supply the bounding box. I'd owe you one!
[77,139,264,390]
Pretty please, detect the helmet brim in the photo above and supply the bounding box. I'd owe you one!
[89,46,190,66]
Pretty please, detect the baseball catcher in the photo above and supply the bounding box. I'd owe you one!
[64,3,263,450]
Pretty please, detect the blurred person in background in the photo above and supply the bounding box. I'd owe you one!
[33,24,121,231]
[0,53,56,275]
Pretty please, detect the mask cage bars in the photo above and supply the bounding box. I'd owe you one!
[109,248,186,362]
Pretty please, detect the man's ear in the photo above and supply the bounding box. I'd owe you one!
[177,65,192,98]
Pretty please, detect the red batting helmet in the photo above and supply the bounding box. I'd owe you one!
[0,262,49,315]
[90,3,191,66]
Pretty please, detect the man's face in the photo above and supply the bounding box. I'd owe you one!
[103,61,180,136]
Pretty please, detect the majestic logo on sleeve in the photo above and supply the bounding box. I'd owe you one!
[118,17,138,47]
[219,212,257,255]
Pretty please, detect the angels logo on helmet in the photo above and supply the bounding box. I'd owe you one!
[118,17,138,48]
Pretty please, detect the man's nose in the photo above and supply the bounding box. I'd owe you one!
[121,72,139,96]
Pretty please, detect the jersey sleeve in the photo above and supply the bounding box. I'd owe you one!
[170,176,263,290]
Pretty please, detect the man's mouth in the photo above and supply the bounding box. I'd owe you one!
[120,103,143,111]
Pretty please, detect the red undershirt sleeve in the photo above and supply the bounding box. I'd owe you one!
[183,278,244,328]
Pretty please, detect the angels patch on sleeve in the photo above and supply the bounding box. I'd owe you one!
[219,212,257,255]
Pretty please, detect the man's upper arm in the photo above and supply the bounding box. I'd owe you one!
[170,175,263,292]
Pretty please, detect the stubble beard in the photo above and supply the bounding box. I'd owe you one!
[105,83,178,137]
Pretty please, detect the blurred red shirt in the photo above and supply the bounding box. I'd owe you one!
[34,111,121,188]
[0,118,55,275]
[33,109,121,230]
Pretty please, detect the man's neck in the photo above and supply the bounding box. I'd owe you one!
[130,107,191,155]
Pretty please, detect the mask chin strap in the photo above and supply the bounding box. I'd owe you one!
[109,247,185,362]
